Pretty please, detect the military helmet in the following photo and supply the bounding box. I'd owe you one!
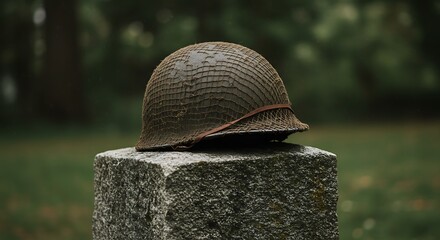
[136,42,308,151]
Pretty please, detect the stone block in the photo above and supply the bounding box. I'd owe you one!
[93,143,338,239]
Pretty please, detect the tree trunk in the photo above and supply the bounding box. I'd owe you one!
[42,0,87,122]
[0,1,34,122]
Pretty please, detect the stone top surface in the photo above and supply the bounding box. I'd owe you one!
[96,143,336,176]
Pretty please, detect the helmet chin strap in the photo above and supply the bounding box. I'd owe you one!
[172,103,293,151]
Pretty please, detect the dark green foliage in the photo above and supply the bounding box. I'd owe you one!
[1,0,439,125]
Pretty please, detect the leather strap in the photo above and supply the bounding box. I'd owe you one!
[173,103,293,150]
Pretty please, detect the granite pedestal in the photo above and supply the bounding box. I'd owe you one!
[93,143,338,240]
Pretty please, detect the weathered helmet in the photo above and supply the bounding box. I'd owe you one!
[136,42,308,151]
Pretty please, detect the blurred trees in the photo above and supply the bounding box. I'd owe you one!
[0,0,35,120]
[42,0,87,121]
[1,0,439,125]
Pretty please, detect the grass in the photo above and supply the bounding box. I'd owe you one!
[288,121,440,239]
[0,121,439,239]
[0,127,136,240]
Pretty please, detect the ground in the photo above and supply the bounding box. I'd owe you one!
[0,121,439,239]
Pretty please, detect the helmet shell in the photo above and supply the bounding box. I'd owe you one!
[136,42,308,150]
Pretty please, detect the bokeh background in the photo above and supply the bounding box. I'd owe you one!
[1,0,439,239]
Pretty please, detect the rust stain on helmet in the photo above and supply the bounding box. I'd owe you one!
[136,42,308,151]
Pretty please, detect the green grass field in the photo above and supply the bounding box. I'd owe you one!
[1,121,439,239]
